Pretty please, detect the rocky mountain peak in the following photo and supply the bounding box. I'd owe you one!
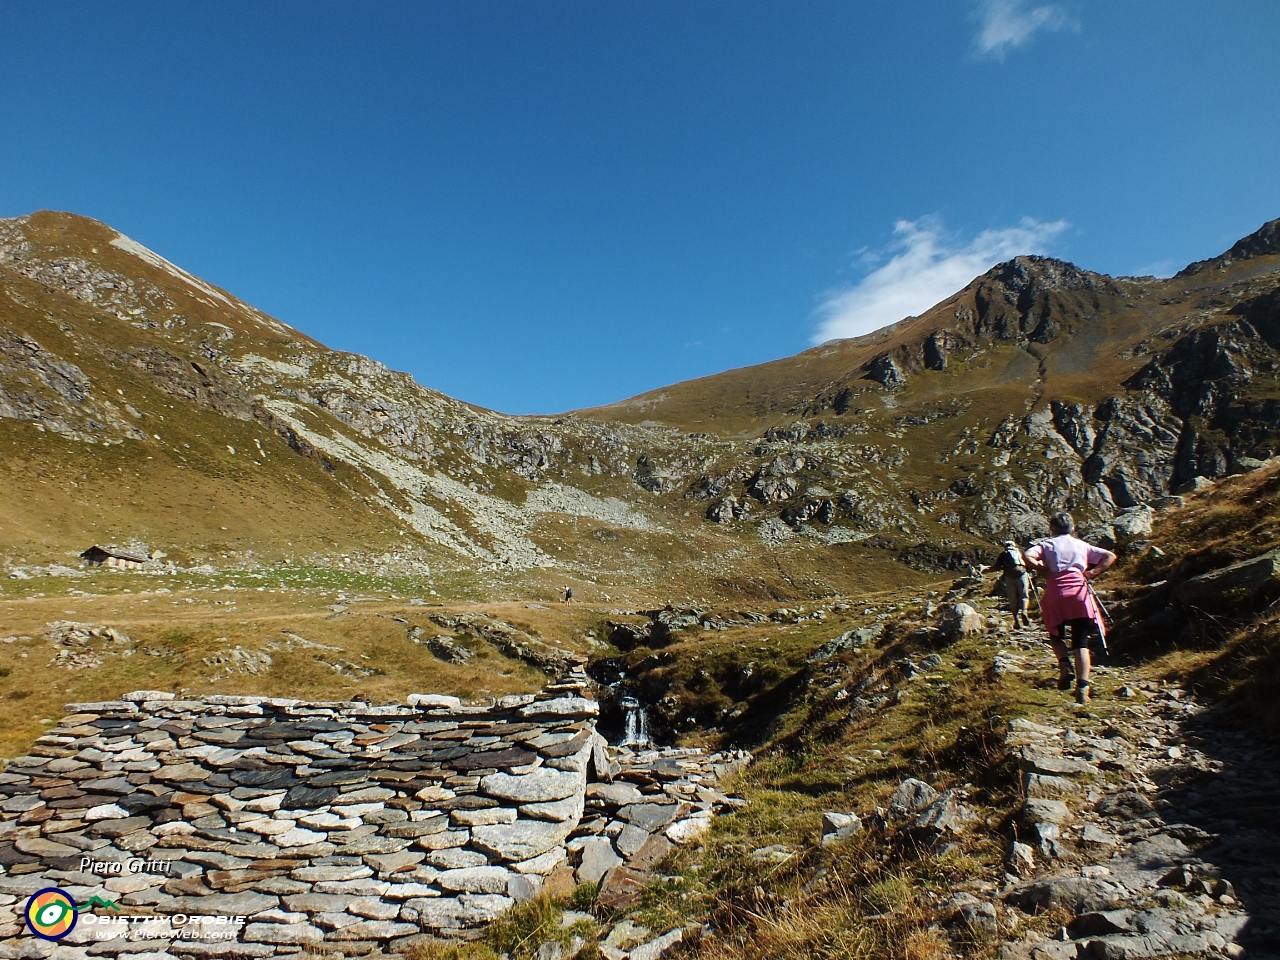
[1177,215,1280,277]
[964,254,1115,346]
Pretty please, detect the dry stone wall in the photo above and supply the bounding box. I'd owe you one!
[0,674,745,958]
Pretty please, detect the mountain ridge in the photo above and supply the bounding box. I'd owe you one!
[583,220,1280,432]
[2,209,1279,595]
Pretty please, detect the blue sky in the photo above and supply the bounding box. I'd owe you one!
[2,2,1278,414]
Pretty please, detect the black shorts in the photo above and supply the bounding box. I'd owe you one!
[1052,617,1099,650]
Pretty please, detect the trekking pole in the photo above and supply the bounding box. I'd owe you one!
[1086,578,1111,656]
[1086,579,1110,621]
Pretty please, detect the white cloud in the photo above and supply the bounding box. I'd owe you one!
[972,0,1075,59]
[812,217,1068,344]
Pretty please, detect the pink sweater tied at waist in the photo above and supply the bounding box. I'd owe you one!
[1039,569,1106,641]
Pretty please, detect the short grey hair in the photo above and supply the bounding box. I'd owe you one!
[1049,511,1074,536]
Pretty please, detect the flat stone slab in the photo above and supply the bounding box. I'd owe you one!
[578,836,623,884]
[480,768,582,803]
[520,793,584,823]
[518,697,599,718]
[437,866,514,894]
[619,802,681,833]
[243,922,325,944]
[1022,798,1072,825]
[587,782,643,805]
[471,820,573,861]
[154,892,278,915]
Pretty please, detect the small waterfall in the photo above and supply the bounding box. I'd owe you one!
[620,695,651,747]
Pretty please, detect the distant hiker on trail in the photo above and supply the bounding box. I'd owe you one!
[563,585,574,603]
[1024,512,1116,704]
[994,539,1033,629]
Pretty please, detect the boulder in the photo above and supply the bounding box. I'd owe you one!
[1019,747,1095,777]
[888,778,938,815]
[707,498,737,524]
[629,929,683,960]
[596,865,649,912]
[958,900,997,933]
[1027,821,1064,859]
[1176,548,1280,611]
[821,811,863,845]
[1006,877,1125,914]
[1020,798,1071,826]
[1174,476,1215,494]
[1068,910,1133,937]
[940,603,984,640]
[911,791,975,842]
[1232,455,1270,473]
[626,833,674,872]
[1006,841,1036,878]
[1111,505,1154,543]
[869,352,908,387]
[666,815,712,845]
[1024,773,1080,799]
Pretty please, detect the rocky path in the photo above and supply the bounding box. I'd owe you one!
[995,628,1279,959]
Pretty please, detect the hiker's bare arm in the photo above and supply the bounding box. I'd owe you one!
[1085,550,1116,580]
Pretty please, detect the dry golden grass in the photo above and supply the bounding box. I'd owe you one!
[403,941,501,960]
[0,580,621,756]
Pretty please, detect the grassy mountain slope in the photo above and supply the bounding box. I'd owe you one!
[0,211,953,604]
[3,210,1280,772]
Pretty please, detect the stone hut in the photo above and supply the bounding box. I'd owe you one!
[0,671,746,954]
[80,545,149,570]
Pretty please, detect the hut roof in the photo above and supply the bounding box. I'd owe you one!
[81,545,149,564]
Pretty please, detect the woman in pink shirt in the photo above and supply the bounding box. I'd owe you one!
[1024,511,1116,704]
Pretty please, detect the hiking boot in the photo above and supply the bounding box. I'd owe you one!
[1075,682,1092,705]
[1056,660,1075,690]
